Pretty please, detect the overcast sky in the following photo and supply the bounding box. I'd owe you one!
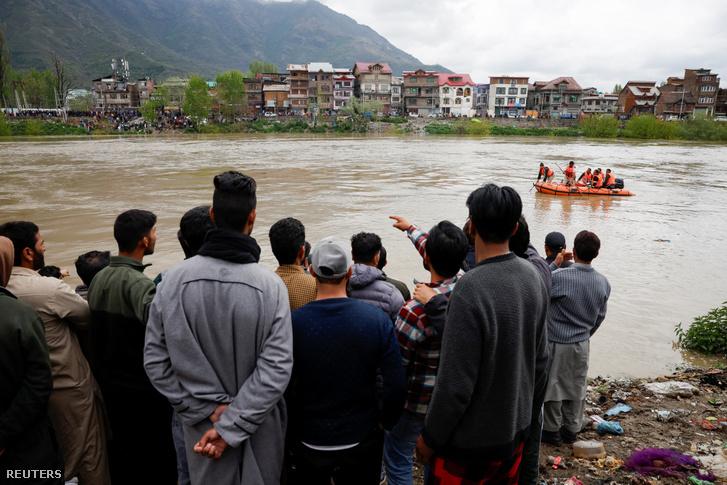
[316,0,727,92]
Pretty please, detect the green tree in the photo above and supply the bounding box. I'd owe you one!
[612,84,623,94]
[22,70,55,107]
[68,94,93,112]
[140,86,169,122]
[0,110,11,136]
[215,70,246,120]
[183,75,211,122]
[247,60,278,77]
[0,29,10,107]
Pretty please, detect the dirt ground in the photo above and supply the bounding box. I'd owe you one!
[412,368,727,484]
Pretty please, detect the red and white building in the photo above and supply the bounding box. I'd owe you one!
[438,73,476,117]
[333,68,355,110]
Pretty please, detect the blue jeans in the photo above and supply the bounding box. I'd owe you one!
[383,411,425,485]
[172,411,191,485]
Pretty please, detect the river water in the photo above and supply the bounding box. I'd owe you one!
[1,135,726,377]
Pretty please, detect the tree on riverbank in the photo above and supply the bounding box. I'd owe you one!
[247,60,278,76]
[183,76,212,123]
[215,70,246,120]
[0,30,10,107]
[580,115,619,138]
[140,86,169,122]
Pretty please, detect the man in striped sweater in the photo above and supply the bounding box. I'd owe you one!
[542,230,611,446]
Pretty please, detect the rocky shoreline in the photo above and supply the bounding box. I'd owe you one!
[411,368,726,484]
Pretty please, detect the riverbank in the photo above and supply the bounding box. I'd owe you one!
[412,368,727,484]
[3,114,727,142]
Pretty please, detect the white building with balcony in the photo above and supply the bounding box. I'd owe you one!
[488,75,529,117]
[438,73,476,117]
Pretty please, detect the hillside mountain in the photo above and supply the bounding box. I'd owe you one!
[1,0,447,85]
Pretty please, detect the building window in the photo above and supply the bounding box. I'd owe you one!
[496,87,506,95]
[495,98,504,106]
[553,95,561,103]
[443,98,450,105]
[464,88,471,96]
[520,88,527,95]
[427,98,433,105]
[455,98,462,105]
[518,98,526,105]
[442,87,450,94]
[569,95,579,103]
[508,87,517,95]
[507,97,516,105]
[407,88,418,95]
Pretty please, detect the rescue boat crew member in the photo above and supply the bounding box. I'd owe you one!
[604,169,617,189]
[538,163,555,182]
[564,161,576,186]
[578,168,592,186]
[592,170,604,188]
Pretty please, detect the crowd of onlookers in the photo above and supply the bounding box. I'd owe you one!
[0,172,610,485]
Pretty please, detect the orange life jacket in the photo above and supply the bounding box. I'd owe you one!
[593,174,603,187]
[565,166,575,178]
[605,173,617,186]
[580,172,592,183]
[547,168,554,177]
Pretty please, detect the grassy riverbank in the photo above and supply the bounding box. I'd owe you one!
[424,116,727,142]
[2,113,727,142]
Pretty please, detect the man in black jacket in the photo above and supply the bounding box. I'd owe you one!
[0,236,63,484]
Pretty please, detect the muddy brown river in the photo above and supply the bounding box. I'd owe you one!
[1,135,726,377]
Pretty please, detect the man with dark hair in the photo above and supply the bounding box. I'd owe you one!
[564,161,576,186]
[88,209,175,484]
[74,250,111,299]
[415,184,549,485]
[544,231,573,271]
[537,163,555,182]
[377,246,411,301]
[178,205,215,259]
[383,221,468,485]
[542,231,610,446]
[269,217,316,311]
[145,171,293,485]
[1,222,110,485]
[0,236,64,485]
[349,232,405,321]
[289,237,405,484]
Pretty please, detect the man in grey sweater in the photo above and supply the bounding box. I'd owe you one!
[416,184,549,484]
[144,172,293,485]
[542,230,610,445]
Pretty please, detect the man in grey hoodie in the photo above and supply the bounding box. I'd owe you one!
[144,171,293,485]
[348,232,405,321]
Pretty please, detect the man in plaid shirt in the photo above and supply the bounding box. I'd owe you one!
[384,217,470,485]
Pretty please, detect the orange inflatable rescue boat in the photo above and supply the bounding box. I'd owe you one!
[534,181,635,197]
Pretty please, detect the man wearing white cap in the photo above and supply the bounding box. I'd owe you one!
[288,237,406,484]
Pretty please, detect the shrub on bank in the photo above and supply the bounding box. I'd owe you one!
[380,116,408,124]
[6,120,87,136]
[425,119,492,136]
[677,116,727,142]
[623,115,678,139]
[676,303,727,355]
[580,115,619,138]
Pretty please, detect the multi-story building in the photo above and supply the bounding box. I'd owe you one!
[307,62,335,113]
[529,77,583,118]
[287,64,309,115]
[263,83,290,114]
[654,77,695,119]
[352,62,393,114]
[403,69,440,116]
[390,76,403,114]
[333,68,355,111]
[617,81,660,117]
[243,72,286,116]
[91,76,154,110]
[683,68,720,117]
[438,73,476,117]
[581,92,619,115]
[474,84,489,116]
[717,88,727,118]
[487,76,529,117]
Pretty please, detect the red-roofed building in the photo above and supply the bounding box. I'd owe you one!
[352,62,393,113]
[438,73,476,117]
[530,77,583,118]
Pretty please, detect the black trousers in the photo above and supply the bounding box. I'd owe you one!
[294,428,384,485]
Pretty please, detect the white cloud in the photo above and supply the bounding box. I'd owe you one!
[315,0,727,91]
